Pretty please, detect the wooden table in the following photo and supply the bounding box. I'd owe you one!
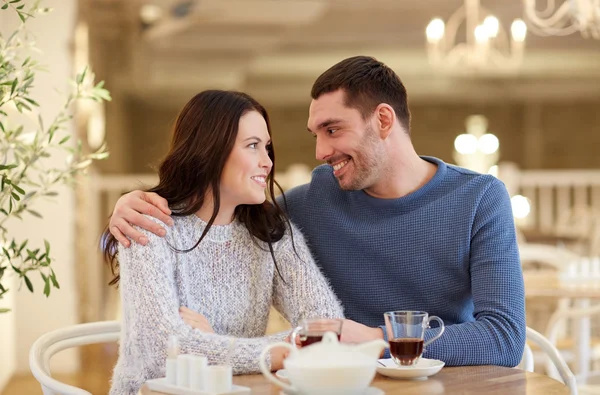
[141,365,569,394]
[521,230,584,246]
[524,270,600,299]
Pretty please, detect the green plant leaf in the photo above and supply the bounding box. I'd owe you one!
[50,270,59,289]
[24,275,33,292]
[27,209,42,218]
[44,240,50,255]
[43,279,50,297]
[18,240,27,255]
[24,97,39,106]
[10,263,21,274]
[0,308,11,313]
[12,183,25,195]
[1,4,9,10]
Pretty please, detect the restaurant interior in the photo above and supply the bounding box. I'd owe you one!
[1,0,600,393]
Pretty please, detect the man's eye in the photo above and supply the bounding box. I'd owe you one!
[327,128,337,135]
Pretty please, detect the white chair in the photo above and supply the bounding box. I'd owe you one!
[519,243,581,270]
[29,320,120,395]
[545,304,600,385]
[521,326,578,395]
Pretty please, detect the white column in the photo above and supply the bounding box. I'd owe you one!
[1,0,80,376]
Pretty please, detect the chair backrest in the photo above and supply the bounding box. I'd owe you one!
[525,326,578,395]
[519,342,535,372]
[29,320,120,395]
[519,243,581,271]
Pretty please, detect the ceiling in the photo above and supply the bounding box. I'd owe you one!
[88,0,600,106]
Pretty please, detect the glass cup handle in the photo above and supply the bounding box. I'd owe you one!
[423,315,445,347]
[290,326,303,349]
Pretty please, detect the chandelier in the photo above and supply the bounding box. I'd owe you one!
[523,0,600,39]
[425,0,527,71]
[453,115,500,175]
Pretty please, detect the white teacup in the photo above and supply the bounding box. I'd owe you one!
[259,332,387,395]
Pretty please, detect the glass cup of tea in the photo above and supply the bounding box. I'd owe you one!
[384,311,445,367]
[290,318,343,348]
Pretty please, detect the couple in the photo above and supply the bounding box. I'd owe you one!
[105,56,526,394]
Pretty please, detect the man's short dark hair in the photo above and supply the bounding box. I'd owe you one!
[311,56,411,134]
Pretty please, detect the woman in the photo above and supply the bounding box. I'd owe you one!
[103,90,344,394]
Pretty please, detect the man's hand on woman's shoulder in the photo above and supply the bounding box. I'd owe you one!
[109,190,172,247]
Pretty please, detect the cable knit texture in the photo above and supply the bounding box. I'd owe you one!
[110,215,344,395]
[279,156,526,368]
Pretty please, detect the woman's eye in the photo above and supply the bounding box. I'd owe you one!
[248,143,257,149]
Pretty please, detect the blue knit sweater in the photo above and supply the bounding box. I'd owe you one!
[278,156,526,367]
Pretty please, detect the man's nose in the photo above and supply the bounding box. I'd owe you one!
[315,137,333,162]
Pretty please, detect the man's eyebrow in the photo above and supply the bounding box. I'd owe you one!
[307,118,343,133]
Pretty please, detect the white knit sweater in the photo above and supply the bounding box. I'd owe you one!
[110,214,344,394]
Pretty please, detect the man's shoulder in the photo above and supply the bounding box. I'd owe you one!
[281,165,337,201]
[444,163,507,195]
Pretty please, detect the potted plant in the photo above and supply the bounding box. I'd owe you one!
[0,0,110,312]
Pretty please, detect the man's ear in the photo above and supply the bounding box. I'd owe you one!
[374,103,395,139]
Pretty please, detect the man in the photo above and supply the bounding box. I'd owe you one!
[108,56,525,366]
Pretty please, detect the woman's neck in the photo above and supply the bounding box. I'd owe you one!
[195,197,235,225]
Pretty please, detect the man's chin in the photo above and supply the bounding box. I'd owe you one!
[336,177,362,191]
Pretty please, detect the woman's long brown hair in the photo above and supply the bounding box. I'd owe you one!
[102,90,292,285]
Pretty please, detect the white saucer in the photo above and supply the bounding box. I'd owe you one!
[146,377,251,394]
[376,358,445,379]
[280,387,383,395]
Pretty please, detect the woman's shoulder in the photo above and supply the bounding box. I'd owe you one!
[126,214,196,247]
[271,219,308,251]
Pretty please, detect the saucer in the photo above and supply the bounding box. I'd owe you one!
[146,377,251,394]
[280,387,383,395]
[376,358,445,379]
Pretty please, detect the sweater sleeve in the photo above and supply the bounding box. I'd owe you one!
[421,178,526,367]
[271,222,345,327]
[110,226,280,395]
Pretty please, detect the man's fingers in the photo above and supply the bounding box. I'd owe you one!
[110,226,130,248]
[122,207,167,237]
[141,202,174,227]
[143,192,172,217]
[110,218,148,246]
